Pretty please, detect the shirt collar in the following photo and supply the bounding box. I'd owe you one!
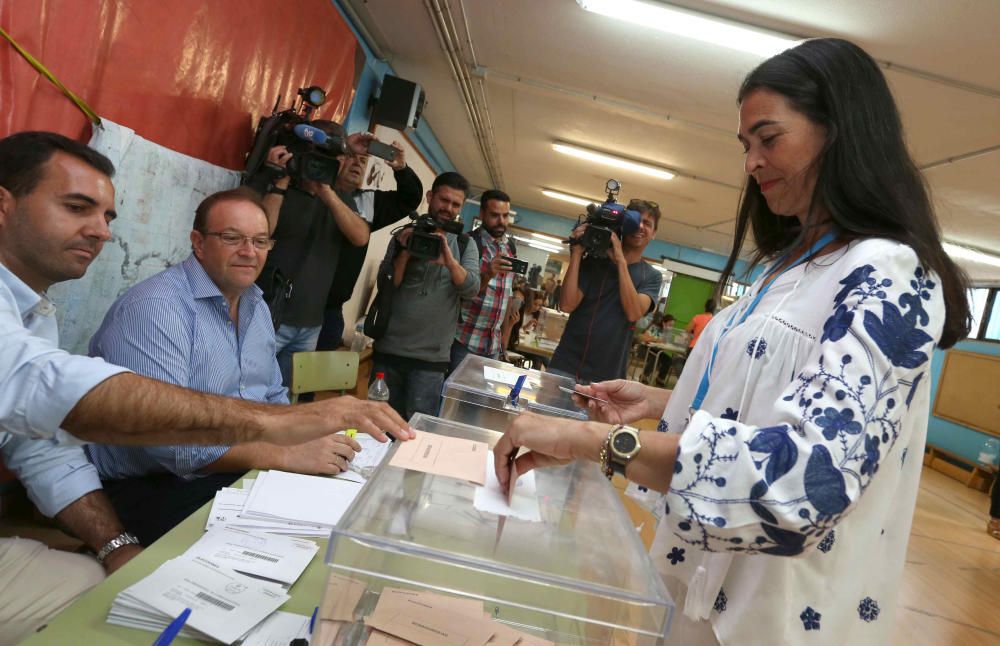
[0,261,47,319]
[478,227,507,247]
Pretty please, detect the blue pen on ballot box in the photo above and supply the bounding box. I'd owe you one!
[504,374,526,411]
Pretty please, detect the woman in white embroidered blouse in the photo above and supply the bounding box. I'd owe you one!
[493,39,970,646]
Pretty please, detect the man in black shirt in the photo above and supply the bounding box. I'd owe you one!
[549,200,663,383]
[315,139,423,350]
[251,120,373,386]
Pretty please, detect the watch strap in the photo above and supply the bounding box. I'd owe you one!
[96,532,140,564]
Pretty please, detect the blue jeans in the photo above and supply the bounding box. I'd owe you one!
[372,355,446,421]
[274,324,322,387]
[316,307,345,352]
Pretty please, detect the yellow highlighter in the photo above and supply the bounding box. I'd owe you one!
[345,428,358,439]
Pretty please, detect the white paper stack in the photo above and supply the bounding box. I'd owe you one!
[182,527,318,586]
[241,470,365,529]
[106,555,289,643]
[206,469,368,536]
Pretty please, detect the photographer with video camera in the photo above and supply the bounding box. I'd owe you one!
[549,182,662,383]
[243,86,378,386]
[367,172,480,418]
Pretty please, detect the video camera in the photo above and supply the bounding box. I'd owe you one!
[568,179,642,258]
[405,213,465,260]
[243,86,348,187]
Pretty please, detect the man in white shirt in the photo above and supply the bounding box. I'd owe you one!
[0,131,412,640]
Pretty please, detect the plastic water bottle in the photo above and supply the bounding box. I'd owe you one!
[368,372,390,402]
[350,322,366,352]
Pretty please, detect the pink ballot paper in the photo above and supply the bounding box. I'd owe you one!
[389,430,489,485]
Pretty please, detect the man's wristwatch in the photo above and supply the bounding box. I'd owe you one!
[607,424,642,476]
[96,532,140,564]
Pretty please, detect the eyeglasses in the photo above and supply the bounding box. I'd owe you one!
[203,231,275,250]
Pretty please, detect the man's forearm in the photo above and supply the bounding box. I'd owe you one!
[392,251,410,286]
[55,490,128,552]
[262,193,284,235]
[322,190,370,246]
[62,373,269,446]
[447,258,468,286]
[204,443,283,473]
[616,260,650,322]
[560,253,584,312]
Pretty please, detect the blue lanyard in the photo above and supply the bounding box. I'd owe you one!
[690,231,837,411]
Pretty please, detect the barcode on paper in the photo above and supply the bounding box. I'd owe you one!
[195,591,235,611]
[242,550,279,563]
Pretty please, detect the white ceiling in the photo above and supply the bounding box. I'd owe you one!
[345,0,1000,282]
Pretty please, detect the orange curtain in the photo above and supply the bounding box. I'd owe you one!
[0,0,361,169]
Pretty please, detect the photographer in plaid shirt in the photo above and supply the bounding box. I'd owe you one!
[450,190,516,371]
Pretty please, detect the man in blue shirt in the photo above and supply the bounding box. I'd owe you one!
[86,187,362,543]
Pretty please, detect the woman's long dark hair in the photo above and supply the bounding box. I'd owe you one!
[718,38,970,348]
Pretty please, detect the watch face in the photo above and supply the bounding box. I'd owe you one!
[613,432,637,454]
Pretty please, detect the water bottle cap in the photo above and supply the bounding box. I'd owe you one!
[375,372,385,379]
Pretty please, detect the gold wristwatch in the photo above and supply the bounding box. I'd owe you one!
[607,425,642,476]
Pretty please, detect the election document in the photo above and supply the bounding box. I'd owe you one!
[182,527,318,586]
[107,555,289,644]
[389,430,488,485]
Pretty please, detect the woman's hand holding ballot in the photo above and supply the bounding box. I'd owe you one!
[572,380,670,424]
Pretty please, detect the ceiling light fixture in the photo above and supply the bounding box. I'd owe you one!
[943,242,1000,269]
[576,0,800,58]
[541,188,595,206]
[532,232,565,244]
[513,235,564,254]
[552,142,675,180]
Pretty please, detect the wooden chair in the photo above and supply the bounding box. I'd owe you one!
[289,351,359,404]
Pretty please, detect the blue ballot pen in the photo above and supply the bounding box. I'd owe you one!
[309,605,318,634]
[505,374,526,411]
[152,607,190,646]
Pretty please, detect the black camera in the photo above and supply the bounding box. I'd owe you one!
[568,179,642,258]
[243,86,348,187]
[405,213,465,260]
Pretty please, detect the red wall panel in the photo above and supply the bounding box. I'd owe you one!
[0,0,361,169]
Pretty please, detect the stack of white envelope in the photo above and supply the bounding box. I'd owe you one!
[206,468,371,536]
[107,528,319,642]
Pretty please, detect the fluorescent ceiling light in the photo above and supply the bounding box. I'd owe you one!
[577,0,800,58]
[532,232,564,244]
[513,235,564,254]
[542,188,595,206]
[553,142,675,180]
[944,242,1000,269]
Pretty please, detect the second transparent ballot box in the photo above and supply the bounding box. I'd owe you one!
[439,354,588,432]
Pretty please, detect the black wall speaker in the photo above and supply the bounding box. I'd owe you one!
[371,75,425,131]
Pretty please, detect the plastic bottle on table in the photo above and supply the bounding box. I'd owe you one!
[368,372,390,402]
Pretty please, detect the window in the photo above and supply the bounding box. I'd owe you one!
[969,287,1000,342]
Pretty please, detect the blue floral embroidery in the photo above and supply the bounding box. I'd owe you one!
[815,407,862,440]
[666,547,686,565]
[800,606,822,631]
[714,588,728,613]
[858,597,880,622]
[721,407,739,420]
[817,529,835,553]
[665,263,937,557]
[656,418,669,433]
[746,337,767,359]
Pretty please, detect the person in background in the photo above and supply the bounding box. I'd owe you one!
[686,299,715,353]
[250,121,373,386]
[491,38,969,645]
[86,188,362,544]
[371,172,480,418]
[639,313,676,385]
[552,279,562,311]
[315,138,422,351]
[501,276,527,355]
[521,292,546,333]
[549,199,662,383]
[451,189,515,372]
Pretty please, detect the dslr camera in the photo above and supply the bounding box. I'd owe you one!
[405,213,465,260]
[569,179,642,258]
[243,86,347,187]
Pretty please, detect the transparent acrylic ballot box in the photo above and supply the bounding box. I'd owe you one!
[323,414,674,645]
[440,354,588,433]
